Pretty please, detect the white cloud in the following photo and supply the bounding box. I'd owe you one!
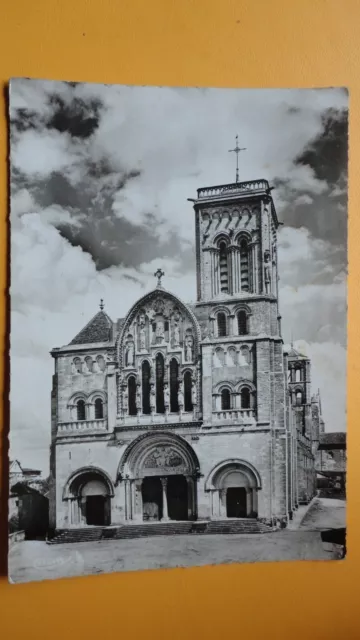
[294,194,314,206]
[9,82,348,472]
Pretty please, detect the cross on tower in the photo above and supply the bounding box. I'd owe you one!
[99,299,104,311]
[228,135,246,183]
[154,268,165,288]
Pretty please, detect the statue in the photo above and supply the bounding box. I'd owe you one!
[264,250,271,294]
[126,341,134,366]
[185,335,194,362]
[150,384,156,411]
[191,380,197,405]
[139,326,146,350]
[123,388,128,414]
[178,384,184,408]
[156,319,165,340]
[173,322,180,346]
[164,383,170,407]
[139,313,146,326]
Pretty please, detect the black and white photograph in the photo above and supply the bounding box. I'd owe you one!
[8,79,347,583]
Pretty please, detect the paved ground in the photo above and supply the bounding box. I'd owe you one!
[298,497,346,531]
[8,497,346,584]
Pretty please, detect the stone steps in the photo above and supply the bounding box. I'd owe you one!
[48,518,272,545]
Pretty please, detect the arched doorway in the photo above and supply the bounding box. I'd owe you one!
[119,432,199,522]
[206,460,261,519]
[82,479,110,526]
[63,467,114,527]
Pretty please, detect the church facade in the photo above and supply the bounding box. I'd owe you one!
[49,177,321,533]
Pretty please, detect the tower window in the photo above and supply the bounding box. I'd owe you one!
[241,387,251,409]
[94,398,104,419]
[170,358,179,413]
[219,242,229,293]
[221,388,231,410]
[156,353,165,414]
[217,312,227,337]
[142,361,151,415]
[237,310,248,335]
[128,376,137,416]
[239,238,250,292]
[76,399,86,421]
[295,368,301,383]
[184,371,193,412]
[296,391,303,406]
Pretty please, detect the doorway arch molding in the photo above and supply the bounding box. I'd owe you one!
[205,459,262,491]
[118,431,200,480]
[63,466,115,500]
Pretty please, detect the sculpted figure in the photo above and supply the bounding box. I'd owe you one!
[139,326,146,350]
[156,319,165,340]
[126,341,135,366]
[178,384,184,408]
[164,383,170,407]
[191,380,197,405]
[173,322,180,345]
[185,335,193,361]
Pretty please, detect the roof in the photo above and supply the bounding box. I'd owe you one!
[319,432,346,449]
[70,310,113,345]
[286,345,308,360]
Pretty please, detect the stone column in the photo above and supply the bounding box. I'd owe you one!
[219,489,226,518]
[253,241,259,293]
[160,477,169,521]
[67,499,72,526]
[106,360,117,430]
[186,477,195,520]
[246,489,252,516]
[134,480,143,522]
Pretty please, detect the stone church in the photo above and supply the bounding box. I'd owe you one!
[49,177,322,534]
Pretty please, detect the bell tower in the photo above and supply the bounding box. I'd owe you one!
[191,179,280,305]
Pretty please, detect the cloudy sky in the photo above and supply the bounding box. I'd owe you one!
[9,79,348,473]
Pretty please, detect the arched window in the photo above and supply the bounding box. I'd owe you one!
[241,387,251,409]
[240,345,250,365]
[94,398,104,419]
[142,361,151,414]
[85,356,93,373]
[213,348,225,368]
[239,238,250,292]
[184,371,193,412]
[128,376,137,416]
[76,399,86,421]
[219,241,229,293]
[217,312,227,337]
[221,388,231,410]
[237,310,248,335]
[73,357,82,373]
[296,391,303,406]
[170,358,179,413]
[156,353,165,414]
[96,355,105,372]
[227,347,237,367]
[295,368,301,383]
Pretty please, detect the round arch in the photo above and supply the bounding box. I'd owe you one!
[118,431,200,480]
[116,288,201,366]
[63,466,115,500]
[205,459,262,491]
[234,229,252,244]
[212,231,231,248]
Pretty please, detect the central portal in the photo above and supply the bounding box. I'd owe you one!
[167,475,188,521]
[142,474,189,521]
[142,477,163,521]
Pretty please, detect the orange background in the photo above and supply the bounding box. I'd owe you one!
[0,1,357,638]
